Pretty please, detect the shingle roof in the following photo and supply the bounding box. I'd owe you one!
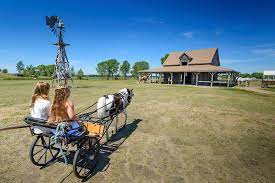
[139,65,235,73]
[163,48,217,66]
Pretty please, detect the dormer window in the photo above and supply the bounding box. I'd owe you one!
[180,53,192,66]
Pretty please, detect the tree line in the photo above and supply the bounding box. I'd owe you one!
[239,72,263,79]
[96,59,149,79]
[15,61,84,79]
[11,56,262,80]
[13,60,150,79]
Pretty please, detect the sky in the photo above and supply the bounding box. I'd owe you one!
[0,0,275,74]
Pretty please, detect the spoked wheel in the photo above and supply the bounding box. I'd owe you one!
[29,135,60,166]
[73,137,100,179]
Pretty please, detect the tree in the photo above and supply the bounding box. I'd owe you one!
[240,73,251,78]
[251,72,263,79]
[70,66,75,77]
[2,69,8,73]
[120,60,131,79]
[45,64,55,77]
[96,62,107,77]
[106,59,120,79]
[36,64,47,76]
[23,65,35,77]
[132,61,149,78]
[16,61,25,74]
[96,59,120,80]
[77,69,84,79]
[161,53,169,65]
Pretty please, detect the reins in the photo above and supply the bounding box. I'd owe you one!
[76,93,126,116]
[75,101,98,115]
[0,125,30,131]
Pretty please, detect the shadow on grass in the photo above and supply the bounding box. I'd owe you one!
[52,118,142,182]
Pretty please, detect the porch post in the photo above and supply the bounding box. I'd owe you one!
[210,72,215,87]
[157,73,159,83]
[171,73,173,84]
[227,72,231,87]
[180,73,183,84]
[196,72,199,86]
[183,73,186,85]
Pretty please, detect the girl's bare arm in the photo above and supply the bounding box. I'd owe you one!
[66,100,78,121]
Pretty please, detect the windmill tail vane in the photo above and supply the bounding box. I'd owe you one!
[46,16,73,87]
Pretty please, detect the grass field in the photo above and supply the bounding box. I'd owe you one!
[262,87,275,93]
[0,80,274,183]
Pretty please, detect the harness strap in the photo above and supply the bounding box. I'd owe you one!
[50,123,69,165]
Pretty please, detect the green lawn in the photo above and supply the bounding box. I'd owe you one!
[0,80,274,182]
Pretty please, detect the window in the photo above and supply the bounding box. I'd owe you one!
[180,54,191,66]
[181,62,188,65]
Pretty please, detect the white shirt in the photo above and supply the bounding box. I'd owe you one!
[30,98,51,120]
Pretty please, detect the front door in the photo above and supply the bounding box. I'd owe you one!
[185,73,192,84]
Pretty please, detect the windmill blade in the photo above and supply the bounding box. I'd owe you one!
[49,17,56,28]
[45,16,50,25]
[47,16,58,28]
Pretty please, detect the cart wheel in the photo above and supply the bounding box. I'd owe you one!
[73,137,100,179]
[29,135,60,166]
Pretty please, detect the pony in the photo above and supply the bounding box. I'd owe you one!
[139,75,149,83]
[237,77,254,87]
[97,88,134,140]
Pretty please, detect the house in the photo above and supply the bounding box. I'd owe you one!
[262,70,275,87]
[139,48,237,87]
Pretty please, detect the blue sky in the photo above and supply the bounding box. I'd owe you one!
[0,0,274,74]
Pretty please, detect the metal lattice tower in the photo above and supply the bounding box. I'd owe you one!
[46,16,73,86]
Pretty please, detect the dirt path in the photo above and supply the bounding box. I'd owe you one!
[236,86,275,95]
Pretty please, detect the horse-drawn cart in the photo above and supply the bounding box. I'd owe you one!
[24,103,125,179]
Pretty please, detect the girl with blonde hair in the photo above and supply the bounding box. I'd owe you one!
[48,86,78,123]
[30,81,51,120]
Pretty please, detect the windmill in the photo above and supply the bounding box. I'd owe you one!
[46,16,73,86]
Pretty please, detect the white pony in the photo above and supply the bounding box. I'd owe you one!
[237,77,255,87]
[97,88,134,140]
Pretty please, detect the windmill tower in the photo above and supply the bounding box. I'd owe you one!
[46,16,73,86]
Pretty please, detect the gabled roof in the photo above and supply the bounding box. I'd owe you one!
[163,48,218,66]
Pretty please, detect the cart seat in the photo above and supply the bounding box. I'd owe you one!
[24,116,86,138]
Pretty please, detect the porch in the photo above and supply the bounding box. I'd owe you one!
[139,71,237,87]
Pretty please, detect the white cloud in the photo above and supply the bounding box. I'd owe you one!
[223,59,244,64]
[223,58,274,64]
[181,32,193,38]
[215,31,222,35]
[253,43,275,48]
[142,17,165,24]
[252,48,275,56]
[131,17,165,25]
